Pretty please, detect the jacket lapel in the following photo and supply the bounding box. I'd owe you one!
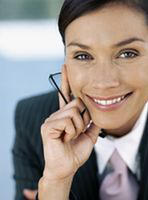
[71,149,99,200]
[138,113,148,200]
[71,113,148,200]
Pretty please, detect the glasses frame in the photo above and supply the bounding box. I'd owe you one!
[49,72,86,117]
[49,72,106,137]
[49,72,68,104]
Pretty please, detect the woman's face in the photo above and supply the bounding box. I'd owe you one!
[64,4,148,136]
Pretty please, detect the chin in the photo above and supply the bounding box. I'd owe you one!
[104,129,130,137]
[92,117,131,136]
[92,116,118,129]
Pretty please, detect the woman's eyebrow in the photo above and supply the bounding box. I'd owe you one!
[66,37,146,50]
[66,42,91,50]
[113,37,146,47]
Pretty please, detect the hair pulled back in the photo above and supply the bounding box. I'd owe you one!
[58,0,148,43]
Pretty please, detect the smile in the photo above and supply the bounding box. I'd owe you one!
[87,92,132,110]
[93,95,125,105]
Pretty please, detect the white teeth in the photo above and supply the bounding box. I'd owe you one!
[94,95,125,106]
[113,99,117,104]
[107,100,113,105]
[117,97,121,102]
[101,100,106,105]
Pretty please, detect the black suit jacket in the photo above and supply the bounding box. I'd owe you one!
[12,90,148,200]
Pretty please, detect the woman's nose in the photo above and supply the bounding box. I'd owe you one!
[91,61,120,89]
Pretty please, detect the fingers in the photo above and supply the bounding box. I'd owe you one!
[51,98,87,119]
[23,189,37,200]
[41,118,76,143]
[85,122,101,144]
[50,98,89,124]
[59,64,71,108]
[42,100,90,143]
[42,111,90,143]
[52,110,85,135]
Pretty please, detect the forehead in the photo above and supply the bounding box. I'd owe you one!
[65,5,148,46]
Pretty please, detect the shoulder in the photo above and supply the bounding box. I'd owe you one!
[17,90,58,111]
[13,92,59,173]
[15,90,59,130]
[16,90,59,115]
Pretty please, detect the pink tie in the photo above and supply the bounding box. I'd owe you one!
[99,150,139,200]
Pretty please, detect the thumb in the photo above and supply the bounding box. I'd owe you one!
[23,189,37,200]
[85,122,101,144]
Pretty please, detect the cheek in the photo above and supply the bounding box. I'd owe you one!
[123,65,148,88]
[135,69,148,89]
[68,73,85,97]
[126,67,148,102]
[66,64,88,97]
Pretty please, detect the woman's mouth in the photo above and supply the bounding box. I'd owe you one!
[87,92,133,111]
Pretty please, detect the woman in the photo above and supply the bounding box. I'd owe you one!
[38,0,148,199]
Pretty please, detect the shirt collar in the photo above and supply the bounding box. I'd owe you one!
[95,102,148,175]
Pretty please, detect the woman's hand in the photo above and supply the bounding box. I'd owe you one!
[41,98,100,180]
[38,65,100,199]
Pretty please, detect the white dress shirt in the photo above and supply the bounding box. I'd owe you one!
[95,102,148,180]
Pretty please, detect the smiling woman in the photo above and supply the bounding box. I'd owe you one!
[64,4,148,137]
[37,0,148,199]
[12,0,148,200]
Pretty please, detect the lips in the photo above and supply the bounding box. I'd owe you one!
[87,92,132,107]
[94,95,125,105]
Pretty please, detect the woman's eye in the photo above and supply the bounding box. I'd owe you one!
[74,53,93,61]
[118,50,139,59]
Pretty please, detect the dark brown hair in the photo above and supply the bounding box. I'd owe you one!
[58,0,148,43]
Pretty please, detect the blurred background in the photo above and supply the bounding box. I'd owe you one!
[0,0,64,199]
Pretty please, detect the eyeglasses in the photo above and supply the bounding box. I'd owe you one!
[49,72,68,104]
[49,72,106,138]
[49,72,86,117]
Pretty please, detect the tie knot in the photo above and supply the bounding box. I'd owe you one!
[109,149,126,172]
[99,149,139,200]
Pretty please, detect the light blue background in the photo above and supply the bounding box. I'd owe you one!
[0,20,64,199]
[1,57,63,199]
